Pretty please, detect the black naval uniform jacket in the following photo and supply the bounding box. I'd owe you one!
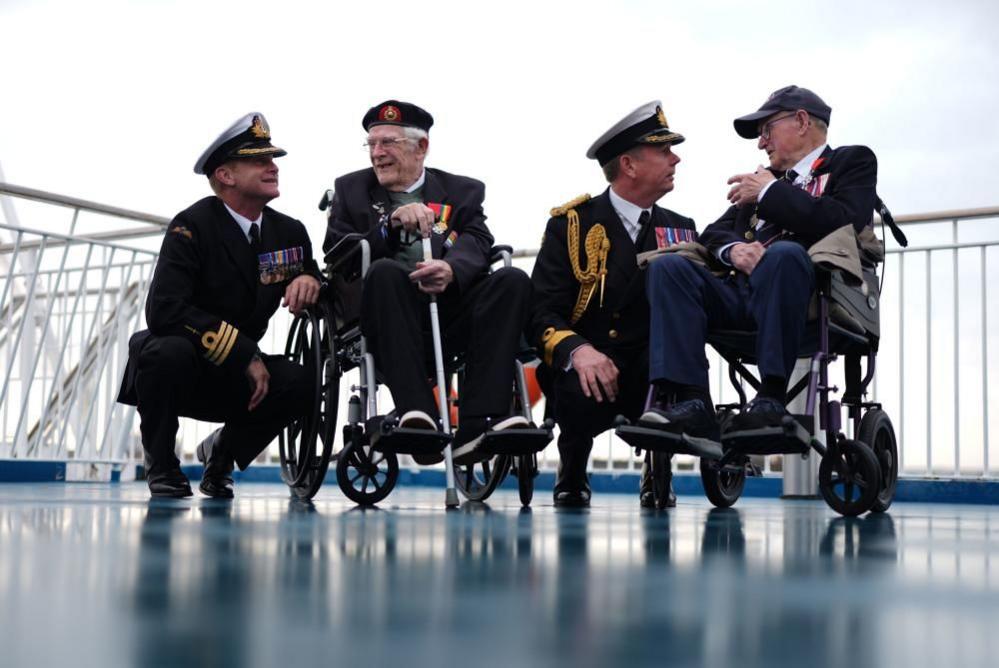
[531,189,697,370]
[699,144,877,253]
[322,167,494,293]
[118,196,320,404]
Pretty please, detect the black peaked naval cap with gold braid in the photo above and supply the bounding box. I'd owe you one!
[194,112,287,175]
[587,100,685,167]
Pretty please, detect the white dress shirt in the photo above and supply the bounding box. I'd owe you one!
[223,203,263,243]
[608,187,652,244]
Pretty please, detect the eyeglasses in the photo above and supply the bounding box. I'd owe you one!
[759,113,798,140]
[362,137,412,151]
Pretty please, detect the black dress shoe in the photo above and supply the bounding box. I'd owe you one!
[725,396,788,432]
[196,429,235,499]
[199,475,234,499]
[553,489,591,508]
[639,483,676,508]
[148,474,193,498]
[639,399,720,441]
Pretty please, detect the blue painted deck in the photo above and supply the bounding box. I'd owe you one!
[2,483,998,667]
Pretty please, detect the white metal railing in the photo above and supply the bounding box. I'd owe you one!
[3,178,997,483]
[1,182,162,479]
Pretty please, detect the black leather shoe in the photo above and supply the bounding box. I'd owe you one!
[553,488,591,508]
[725,396,788,432]
[639,482,676,508]
[639,399,720,441]
[196,429,235,499]
[148,473,193,498]
[199,475,234,499]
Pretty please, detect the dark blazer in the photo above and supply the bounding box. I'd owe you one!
[530,188,697,369]
[117,196,319,404]
[323,166,494,293]
[699,144,877,252]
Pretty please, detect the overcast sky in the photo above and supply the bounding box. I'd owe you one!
[2,0,998,252]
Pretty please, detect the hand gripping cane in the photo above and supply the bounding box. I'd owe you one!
[423,237,460,507]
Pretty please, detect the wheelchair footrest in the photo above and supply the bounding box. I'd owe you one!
[615,425,724,459]
[370,427,452,456]
[479,428,553,456]
[721,415,812,456]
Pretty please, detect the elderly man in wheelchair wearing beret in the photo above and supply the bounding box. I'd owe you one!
[323,100,534,466]
[640,85,880,439]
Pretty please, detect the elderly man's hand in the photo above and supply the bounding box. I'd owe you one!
[730,242,766,275]
[571,344,619,403]
[283,275,320,315]
[409,260,454,294]
[391,203,436,238]
[727,165,776,207]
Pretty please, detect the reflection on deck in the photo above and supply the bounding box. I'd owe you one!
[2,484,998,667]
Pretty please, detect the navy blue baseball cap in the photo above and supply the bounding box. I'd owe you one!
[733,85,832,139]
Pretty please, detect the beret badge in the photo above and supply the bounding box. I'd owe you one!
[379,105,401,122]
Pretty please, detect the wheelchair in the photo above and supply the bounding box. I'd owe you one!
[616,233,902,517]
[278,230,553,506]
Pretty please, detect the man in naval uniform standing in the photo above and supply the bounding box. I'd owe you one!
[641,85,878,437]
[118,113,321,498]
[323,100,533,465]
[530,101,697,508]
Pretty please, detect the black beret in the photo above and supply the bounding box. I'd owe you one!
[362,100,434,132]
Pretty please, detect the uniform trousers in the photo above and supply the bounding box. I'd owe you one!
[646,241,815,389]
[360,259,533,421]
[133,335,312,476]
[547,345,649,494]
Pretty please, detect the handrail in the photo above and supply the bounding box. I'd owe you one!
[0,222,159,256]
[508,205,999,258]
[0,182,170,227]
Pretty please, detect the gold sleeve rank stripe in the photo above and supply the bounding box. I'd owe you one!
[201,321,239,366]
[542,327,577,366]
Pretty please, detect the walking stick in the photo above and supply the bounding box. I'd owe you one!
[423,237,460,507]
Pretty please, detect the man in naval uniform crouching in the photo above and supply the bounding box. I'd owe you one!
[118,113,321,498]
[530,101,697,508]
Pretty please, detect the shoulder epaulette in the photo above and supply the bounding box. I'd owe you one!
[549,193,591,218]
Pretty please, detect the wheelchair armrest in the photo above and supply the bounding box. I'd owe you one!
[324,234,369,277]
[490,245,514,267]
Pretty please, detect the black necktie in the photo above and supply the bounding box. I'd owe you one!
[784,169,799,183]
[636,210,651,246]
[249,222,260,253]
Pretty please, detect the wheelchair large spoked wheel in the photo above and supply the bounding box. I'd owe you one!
[818,438,881,517]
[700,458,746,508]
[336,442,398,506]
[454,455,511,502]
[858,409,898,513]
[279,304,338,499]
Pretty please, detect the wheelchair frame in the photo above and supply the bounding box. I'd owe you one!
[617,263,899,517]
[279,234,552,506]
